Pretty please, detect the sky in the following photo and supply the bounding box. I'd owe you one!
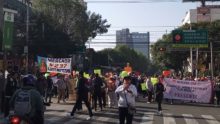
[85,0,218,51]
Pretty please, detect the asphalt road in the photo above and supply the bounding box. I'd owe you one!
[43,97,220,124]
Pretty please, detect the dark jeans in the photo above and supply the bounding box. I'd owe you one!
[119,107,133,124]
[216,92,220,105]
[45,90,52,103]
[71,95,93,117]
[30,112,44,124]
[157,101,162,111]
[148,91,152,102]
[4,97,10,117]
[101,90,106,107]
[93,92,102,110]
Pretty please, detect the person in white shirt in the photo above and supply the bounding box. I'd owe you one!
[115,76,137,124]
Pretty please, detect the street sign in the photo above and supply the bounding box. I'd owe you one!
[172,29,208,48]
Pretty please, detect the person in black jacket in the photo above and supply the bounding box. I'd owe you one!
[155,79,165,115]
[69,71,93,120]
[92,74,103,111]
[4,72,18,117]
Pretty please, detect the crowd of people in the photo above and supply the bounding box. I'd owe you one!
[1,68,220,124]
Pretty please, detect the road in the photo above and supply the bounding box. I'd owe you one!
[44,98,220,124]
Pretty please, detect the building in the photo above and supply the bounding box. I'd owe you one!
[116,28,133,49]
[182,5,220,25]
[116,29,150,58]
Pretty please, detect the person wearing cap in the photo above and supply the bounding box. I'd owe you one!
[115,76,137,124]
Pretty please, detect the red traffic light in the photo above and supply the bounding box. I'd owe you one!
[173,33,182,43]
[174,34,181,42]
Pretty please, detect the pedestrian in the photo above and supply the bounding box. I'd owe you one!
[4,72,18,117]
[115,76,137,124]
[45,76,53,103]
[214,76,220,106]
[92,74,103,111]
[57,75,67,103]
[146,76,153,103]
[69,71,93,120]
[155,79,165,115]
[107,77,117,108]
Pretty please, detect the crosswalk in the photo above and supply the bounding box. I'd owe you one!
[44,108,220,124]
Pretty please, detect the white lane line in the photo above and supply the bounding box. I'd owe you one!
[201,115,220,124]
[163,113,176,124]
[182,114,199,124]
[139,112,154,124]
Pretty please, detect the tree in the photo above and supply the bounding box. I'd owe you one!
[92,45,150,73]
[32,0,110,44]
[151,20,220,76]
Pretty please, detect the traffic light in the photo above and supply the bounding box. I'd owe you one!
[172,30,183,43]
[158,47,166,51]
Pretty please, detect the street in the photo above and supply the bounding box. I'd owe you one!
[44,98,220,124]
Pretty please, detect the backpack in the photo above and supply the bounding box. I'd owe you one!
[14,89,32,116]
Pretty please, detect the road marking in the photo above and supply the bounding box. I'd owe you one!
[201,115,220,124]
[182,114,199,124]
[139,112,154,124]
[163,113,176,124]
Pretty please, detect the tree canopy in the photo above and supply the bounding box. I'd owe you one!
[151,20,220,76]
[87,45,151,73]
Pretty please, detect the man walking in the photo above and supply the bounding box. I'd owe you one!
[69,71,93,120]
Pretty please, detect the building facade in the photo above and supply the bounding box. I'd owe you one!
[182,5,220,25]
[116,29,150,58]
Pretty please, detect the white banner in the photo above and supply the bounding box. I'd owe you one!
[46,58,72,74]
[163,78,212,103]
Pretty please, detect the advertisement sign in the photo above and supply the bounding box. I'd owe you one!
[3,8,17,50]
[163,78,212,103]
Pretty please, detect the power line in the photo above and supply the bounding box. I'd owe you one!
[86,0,179,3]
[110,25,178,28]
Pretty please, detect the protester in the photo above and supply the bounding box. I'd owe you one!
[45,76,53,103]
[107,77,117,108]
[155,78,165,115]
[57,75,67,103]
[92,74,103,111]
[69,71,93,120]
[146,76,153,103]
[214,76,220,106]
[4,72,18,117]
[115,76,137,124]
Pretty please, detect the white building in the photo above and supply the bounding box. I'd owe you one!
[182,5,220,25]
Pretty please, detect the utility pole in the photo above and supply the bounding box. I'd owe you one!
[0,0,3,113]
[25,0,30,74]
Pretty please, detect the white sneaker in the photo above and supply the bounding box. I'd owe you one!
[147,102,151,104]
[86,116,94,120]
[66,113,74,118]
